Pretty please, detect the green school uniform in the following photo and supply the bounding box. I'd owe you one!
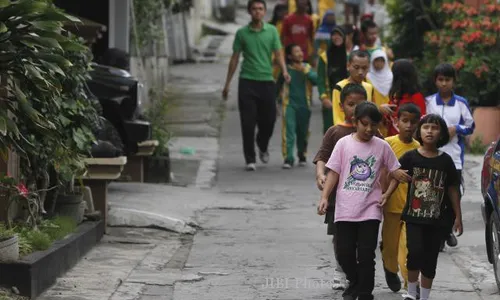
[277,63,318,164]
[317,52,334,133]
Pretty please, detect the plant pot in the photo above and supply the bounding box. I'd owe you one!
[55,193,85,224]
[144,154,171,183]
[0,235,19,262]
[470,106,500,146]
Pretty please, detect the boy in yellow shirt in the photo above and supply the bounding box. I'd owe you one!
[381,103,421,293]
[331,50,374,125]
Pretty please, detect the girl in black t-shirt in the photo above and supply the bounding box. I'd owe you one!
[394,114,463,300]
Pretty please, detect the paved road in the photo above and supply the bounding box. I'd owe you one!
[171,65,499,299]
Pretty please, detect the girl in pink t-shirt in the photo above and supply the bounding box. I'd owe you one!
[317,102,410,300]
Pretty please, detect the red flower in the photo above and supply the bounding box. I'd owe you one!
[16,183,28,197]
[454,41,465,50]
[454,57,466,70]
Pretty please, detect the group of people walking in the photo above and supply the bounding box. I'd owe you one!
[222,0,475,299]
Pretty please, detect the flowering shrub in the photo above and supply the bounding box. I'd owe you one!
[419,0,500,106]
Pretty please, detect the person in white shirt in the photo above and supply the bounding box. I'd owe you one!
[425,63,474,251]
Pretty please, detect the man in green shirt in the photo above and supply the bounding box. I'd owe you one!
[222,0,290,171]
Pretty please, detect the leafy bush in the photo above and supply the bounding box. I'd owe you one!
[418,0,500,107]
[387,0,444,59]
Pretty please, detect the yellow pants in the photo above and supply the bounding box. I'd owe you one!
[381,212,408,287]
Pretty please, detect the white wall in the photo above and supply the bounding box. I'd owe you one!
[109,0,131,53]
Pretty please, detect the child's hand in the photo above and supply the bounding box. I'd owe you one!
[448,126,457,138]
[379,193,389,207]
[380,104,397,115]
[316,174,326,191]
[321,98,332,109]
[317,198,328,215]
[392,169,412,183]
[453,218,463,236]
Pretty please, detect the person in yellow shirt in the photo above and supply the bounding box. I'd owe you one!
[270,3,289,80]
[381,103,421,293]
[331,50,373,125]
[367,49,393,136]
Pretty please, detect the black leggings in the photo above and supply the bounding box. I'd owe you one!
[336,220,380,299]
[406,223,443,279]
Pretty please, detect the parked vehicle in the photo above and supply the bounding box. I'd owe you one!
[481,137,500,290]
[86,63,152,156]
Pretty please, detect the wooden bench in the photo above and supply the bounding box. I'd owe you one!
[82,156,127,233]
[120,140,159,182]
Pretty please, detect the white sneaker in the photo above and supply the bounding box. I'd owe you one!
[259,151,269,164]
[245,163,256,171]
[282,163,292,169]
[332,268,348,290]
[298,161,307,167]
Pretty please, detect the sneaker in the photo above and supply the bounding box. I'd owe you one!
[282,162,292,169]
[439,239,446,252]
[259,150,269,164]
[298,159,307,167]
[384,268,401,292]
[245,163,256,171]
[342,283,357,299]
[446,233,458,247]
[332,268,348,290]
[402,296,416,300]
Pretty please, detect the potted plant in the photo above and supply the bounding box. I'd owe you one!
[418,0,500,145]
[143,89,172,183]
[0,224,18,261]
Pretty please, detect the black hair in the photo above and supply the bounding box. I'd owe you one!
[433,63,457,82]
[307,0,313,15]
[398,103,421,119]
[270,3,287,25]
[389,59,421,101]
[247,0,266,12]
[354,101,383,123]
[327,27,348,92]
[415,114,450,148]
[348,50,370,63]
[342,23,360,48]
[340,83,367,104]
[361,19,377,34]
[285,43,300,64]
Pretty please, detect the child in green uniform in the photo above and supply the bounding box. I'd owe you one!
[278,43,318,169]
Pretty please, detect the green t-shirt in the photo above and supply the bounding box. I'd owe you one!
[233,23,282,81]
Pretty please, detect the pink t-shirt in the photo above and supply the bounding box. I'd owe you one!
[326,134,401,222]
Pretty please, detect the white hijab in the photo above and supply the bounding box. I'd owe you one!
[367,49,393,97]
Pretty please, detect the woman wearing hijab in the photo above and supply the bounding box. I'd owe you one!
[317,26,348,133]
[367,49,393,136]
[313,10,336,57]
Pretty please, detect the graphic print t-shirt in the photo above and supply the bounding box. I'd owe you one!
[282,13,314,60]
[399,149,459,225]
[325,134,400,222]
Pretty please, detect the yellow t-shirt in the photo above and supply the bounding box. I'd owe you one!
[370,85,390,137]
[384,135,420,214]
[332,78,374,125]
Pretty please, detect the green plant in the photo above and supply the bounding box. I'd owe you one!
[387,0,444,59]
[0,224,15,242]
[145,89,173,156]
[418,0,500,107]
[39,216,76,240]
[0,1,97,219]
[468,135,488,155]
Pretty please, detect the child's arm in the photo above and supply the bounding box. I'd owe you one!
[305,66,318,85]
[454,100,474,137]
[318,170,340,215]
[314,126,337,190]
[317,58,329,103]
[448,185,463,236]
[380,178,399,207]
